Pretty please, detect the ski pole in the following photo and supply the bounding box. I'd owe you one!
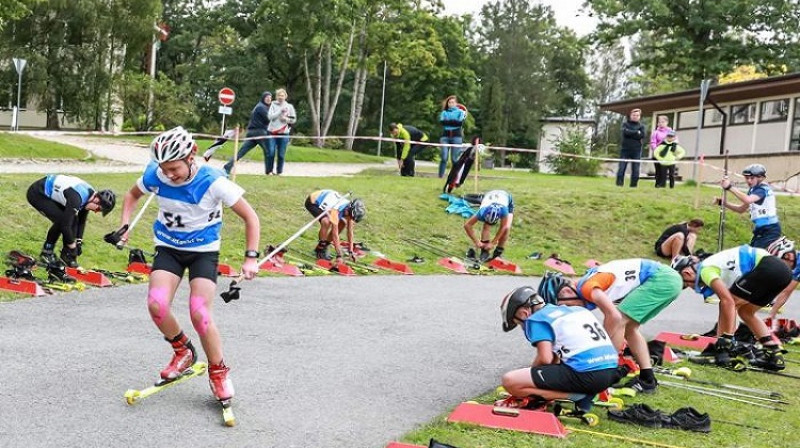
[747,366,800,380]
[658,378,788,405]
[654,369,783,398]
[565,426,687,448]
[112,193,156,250]
[717,149,729,252]
[659,381,785,411]
[220,193,352,302]
[714,418,768,432]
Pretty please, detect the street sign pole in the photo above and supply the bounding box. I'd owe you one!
[692,79,711,181]
[12,58,27,132]
[218,87,236,134]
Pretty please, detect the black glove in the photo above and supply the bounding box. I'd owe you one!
[104,224,129,246]
[75,238,83,256]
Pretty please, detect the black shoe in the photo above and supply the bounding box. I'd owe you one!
[622,376,658,394]
[668,407,711,433]
[479,249,490,262]
[314,249,332,261]
[607,404,668,428]
[466,248,476,260]
[492,247,504,260]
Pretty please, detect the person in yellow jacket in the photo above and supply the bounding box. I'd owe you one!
[653,130,685,188]
[389,123,429,177]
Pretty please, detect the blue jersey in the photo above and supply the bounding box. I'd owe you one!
[523,304,617,372]
[138,163,244,252]
[44,174,94,207]
[476,190,514,222]
[790,251,800,282]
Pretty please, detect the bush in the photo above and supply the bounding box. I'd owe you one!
[544,128,600,176]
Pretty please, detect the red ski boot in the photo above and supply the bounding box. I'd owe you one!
[160,332,197,381]
[209,361,234,401]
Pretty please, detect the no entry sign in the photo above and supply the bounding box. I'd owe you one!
[218,87,236,106]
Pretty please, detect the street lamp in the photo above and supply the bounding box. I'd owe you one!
[12,57,26,132]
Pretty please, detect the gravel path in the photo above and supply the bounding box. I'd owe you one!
[2,131,396,176]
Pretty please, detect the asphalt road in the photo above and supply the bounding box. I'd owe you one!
[1,274,797,448]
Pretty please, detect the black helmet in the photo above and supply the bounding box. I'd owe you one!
[500,286,543,332]
[742,164,766,177]
[348,198,366,223]
[670,255,697,272]
[97,190,116,216]
[537,271,574,305]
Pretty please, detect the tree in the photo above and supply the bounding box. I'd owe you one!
[585,0,800,85]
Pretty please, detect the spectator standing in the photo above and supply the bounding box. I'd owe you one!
[267,88,297,175]
[616,108,646,188]
[653,130,686,188]
[223,91,272,175]
[650,115,673,188]
[438,95,467,178]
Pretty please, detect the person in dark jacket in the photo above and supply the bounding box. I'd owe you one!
[223,91,272,175]
[389,123,429,177]
[654,218,704,260]
[616,108,646,188]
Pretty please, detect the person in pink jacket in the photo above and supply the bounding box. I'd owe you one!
[650,115,673,188]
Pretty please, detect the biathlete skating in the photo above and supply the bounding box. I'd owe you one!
[112,126,261,425]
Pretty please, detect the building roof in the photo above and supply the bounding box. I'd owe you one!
[600,72,800,116]
[540,116,596,124]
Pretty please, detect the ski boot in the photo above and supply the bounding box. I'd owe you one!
[59,246,80,269]
[552,398,600,426]
[40,243,58,265]
[160,332,198,381]
[209,360,236,426]
[466,248,477,261]
[492,394,549,413]
[479,249,490,263]
[128,248,148,265]
[314,241,332,261]
[750,345,786,371]
[491,246,505,260]
[5,250,37,280]
[46,259,76,284]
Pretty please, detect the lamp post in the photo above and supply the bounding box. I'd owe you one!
[12,57,26,132]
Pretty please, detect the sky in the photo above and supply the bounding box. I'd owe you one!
[440,0,598,36]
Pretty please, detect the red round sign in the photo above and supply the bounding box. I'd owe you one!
[218,87,236,106]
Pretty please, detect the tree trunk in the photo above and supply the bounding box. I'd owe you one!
[345,22,367,151]
[303,48,323,146]
[321,23,355,138]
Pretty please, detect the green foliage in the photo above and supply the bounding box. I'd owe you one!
[119,72,198,131]
[586,0,800,84]
[545,128,600,176]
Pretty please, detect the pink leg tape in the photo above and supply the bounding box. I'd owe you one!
[147,287,170,326]
[190,295,211,336]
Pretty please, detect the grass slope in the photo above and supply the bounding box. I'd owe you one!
[1,170,799,446]
[0,133,90,159]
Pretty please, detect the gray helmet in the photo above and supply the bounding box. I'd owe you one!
[96,189,116,216]
[500,286,543,332]
[348,198,366,223]
[742,164,766,177]
[768,236,795,261]
[670,255,697,272]
[537,271,575,305]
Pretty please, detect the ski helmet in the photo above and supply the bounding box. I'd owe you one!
[150,126,197,163]
[768,236,796,262]
[742,164,767,178]
[537,271,575,305]
[670,255,697,272]
[348,198,366,223]
[96,189,116,216]
[483,204,504,225]
[500,286,543,332]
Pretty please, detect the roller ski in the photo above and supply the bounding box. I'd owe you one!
[492,394,601,426]
[209,361,236,427]
[124,361,208,405]
[5,250,84,292]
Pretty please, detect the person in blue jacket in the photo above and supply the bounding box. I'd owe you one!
[223,91,272,175]
[438,95,467,178]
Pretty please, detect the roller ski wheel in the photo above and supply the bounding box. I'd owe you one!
[552,403,599,426]
[221,399,236,427]
[601,397,624,410]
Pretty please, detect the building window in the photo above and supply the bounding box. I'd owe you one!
[677,110,698,130]
[790,98,800,151]
[730,103,756,125]
[703,108,725,128]
[760,99,789,122]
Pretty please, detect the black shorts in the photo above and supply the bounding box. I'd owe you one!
[152,246,219,282]
[730,255,792,306]
[305,196,324,218]
[530,364,617,395]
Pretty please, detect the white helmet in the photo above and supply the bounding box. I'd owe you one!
[150,126,196,163]
[768,236,795,260]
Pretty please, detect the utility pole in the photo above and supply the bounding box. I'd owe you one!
[12,58,26,131]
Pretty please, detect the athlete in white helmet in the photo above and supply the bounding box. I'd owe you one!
[463,189,514,262]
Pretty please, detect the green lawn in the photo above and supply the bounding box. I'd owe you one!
[102,134,390,164]
[0,133,90,159]
[1,170,799,446]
